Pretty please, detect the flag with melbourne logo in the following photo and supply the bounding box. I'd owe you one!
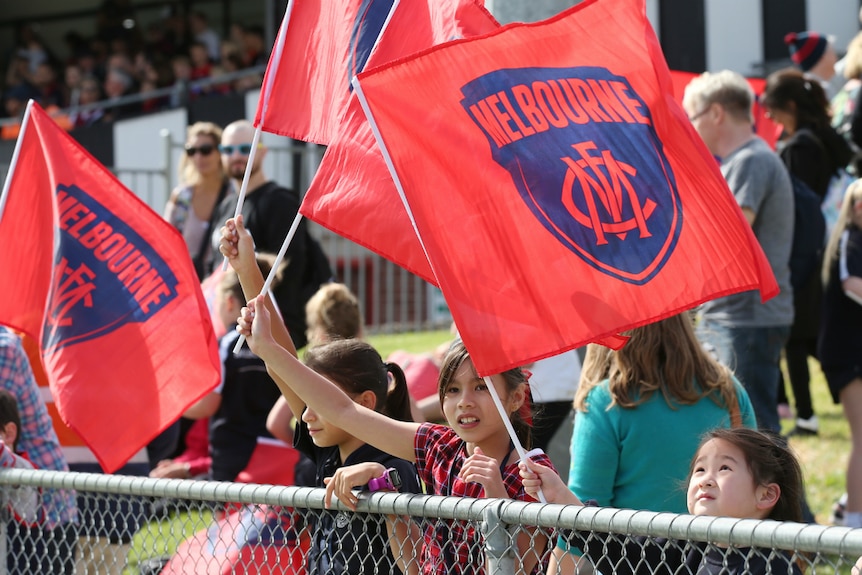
[0,102,220,472]
[353,0,778,375]
[255,0,395,143]
[301,0,498,283]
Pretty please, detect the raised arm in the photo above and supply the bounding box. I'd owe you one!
[219,216,305,420]
[239,296,420,462]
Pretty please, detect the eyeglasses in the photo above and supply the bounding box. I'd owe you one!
[218,143,262,155]
[688,108,709,122]
[185,144,216,156]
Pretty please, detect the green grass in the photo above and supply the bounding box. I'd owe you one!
[366,329,453,359]
[780,358,848,525]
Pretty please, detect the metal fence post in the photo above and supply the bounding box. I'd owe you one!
[0,492,7,575]
[160,128,174,193]
[483,501,515,575]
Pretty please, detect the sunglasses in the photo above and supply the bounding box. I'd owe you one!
[218,143,261,155]
[185,144,216,156]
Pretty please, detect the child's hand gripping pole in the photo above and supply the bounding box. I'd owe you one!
[482,375,547,503]
[232,211,303,353]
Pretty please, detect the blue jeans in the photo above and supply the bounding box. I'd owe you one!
[697,321,790,432]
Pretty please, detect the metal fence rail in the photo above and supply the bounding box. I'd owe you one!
[0,468,860,575]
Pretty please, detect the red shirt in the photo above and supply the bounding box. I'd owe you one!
[414,423,554,574]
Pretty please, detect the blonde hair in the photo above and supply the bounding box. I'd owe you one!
[845,31,862,80]
[683,70,753,123]
[823,180,862,284]
[305,283,362,345]
[574,313,738,415]
[179,122,224,186]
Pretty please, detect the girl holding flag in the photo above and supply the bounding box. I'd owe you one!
[221,217,553,575]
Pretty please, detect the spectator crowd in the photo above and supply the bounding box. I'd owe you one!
[1,0,268,135]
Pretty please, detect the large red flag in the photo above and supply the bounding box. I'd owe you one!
[0,102,220,472]
[257,0,396,144]
[353,0,778,375]
[301,0,499,283]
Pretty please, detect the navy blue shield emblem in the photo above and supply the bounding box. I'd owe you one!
[348,0,396,88]
[45,184,178,352]
[461,67,682,284]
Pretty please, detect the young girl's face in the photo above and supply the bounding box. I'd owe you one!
[441,358,522,447]
[302,403,353,448]
[687,438,775,519]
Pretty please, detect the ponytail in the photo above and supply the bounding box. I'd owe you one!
[384,362,414,422]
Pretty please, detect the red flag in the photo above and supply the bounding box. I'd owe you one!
[301,0,499,282]
[256,0,393,144]
[0,102,220,472]
[668,70,780,150]
[353,0,778,375]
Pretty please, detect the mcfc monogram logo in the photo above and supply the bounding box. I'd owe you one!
[461,66,682,284]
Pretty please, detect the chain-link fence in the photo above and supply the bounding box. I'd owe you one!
[0,468,861,575]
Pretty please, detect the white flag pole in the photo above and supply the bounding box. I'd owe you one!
[233,211,302,353]
[352,77,546,503]
[233,0,405,351]
[221,0,295,272]
[0,100,35,220]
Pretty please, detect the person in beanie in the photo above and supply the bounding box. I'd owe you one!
[785,31,840,97]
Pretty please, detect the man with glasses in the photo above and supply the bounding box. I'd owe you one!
[207,119,314,349]
[682,71,794,434]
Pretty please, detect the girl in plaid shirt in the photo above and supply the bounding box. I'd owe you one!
[237,295,554,575]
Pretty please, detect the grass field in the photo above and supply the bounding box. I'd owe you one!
[779,358,849,524]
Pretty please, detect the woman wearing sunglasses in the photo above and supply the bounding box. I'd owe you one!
[164,121,235,280]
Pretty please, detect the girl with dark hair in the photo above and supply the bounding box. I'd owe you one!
[215,220,421,574]
[223,212,553,575]
[297,339,423,575]
[521,427,805,575]
[761,67,853,437]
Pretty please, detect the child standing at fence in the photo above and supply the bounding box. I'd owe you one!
[218,217,422,574]
[220,216,553,575]
[520,427,804,575]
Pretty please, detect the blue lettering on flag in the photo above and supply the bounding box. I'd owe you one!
[44,184,179,352]
[348,0,396,89]
[460,67,682,284]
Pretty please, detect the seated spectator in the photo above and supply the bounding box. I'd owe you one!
[170,54,194,106]
[62,63,83,109]
[242,25,267,67]
[32,62,61,108]
[102,67,139,121]
[3,84,34,123]
[70,75,105,127]
[189,41,212,81]
[189,11,221,63]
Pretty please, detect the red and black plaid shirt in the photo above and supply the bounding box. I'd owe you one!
[414,423,555,575]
